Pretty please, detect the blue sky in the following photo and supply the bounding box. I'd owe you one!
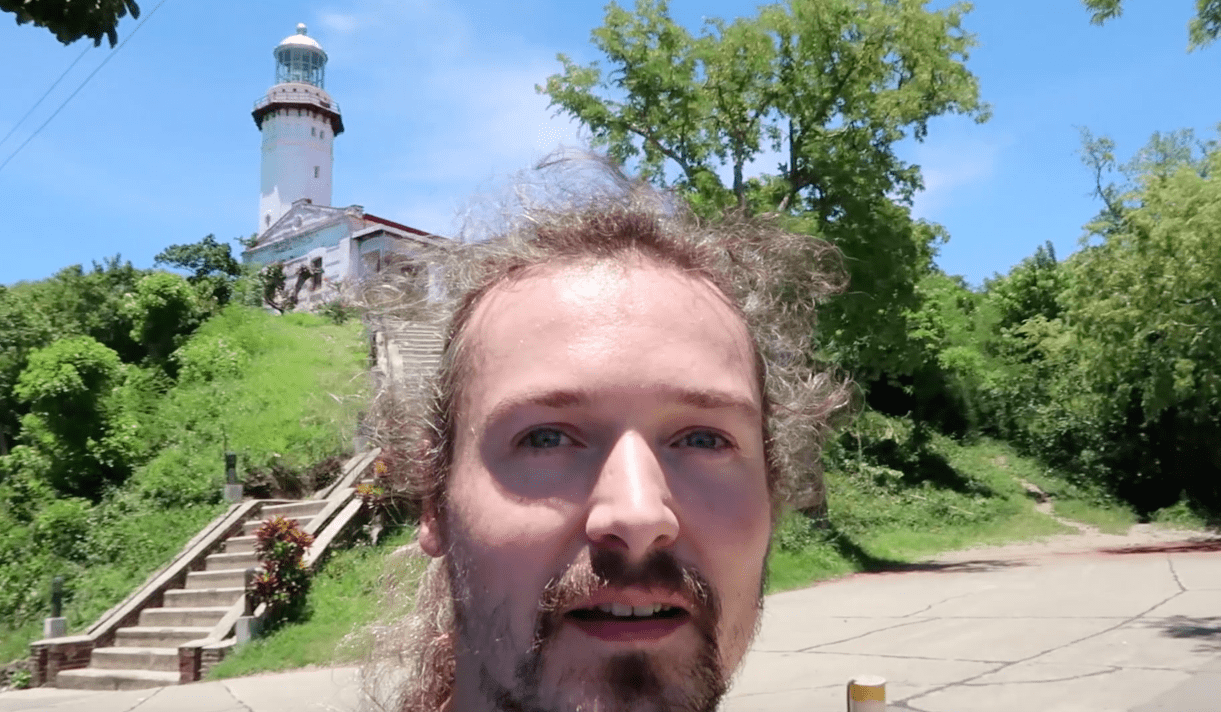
[1,0,1218,288]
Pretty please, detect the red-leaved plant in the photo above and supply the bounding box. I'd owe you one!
[355,450,415,520]
[250,515,315,622]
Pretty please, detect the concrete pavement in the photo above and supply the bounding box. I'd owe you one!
[2,535,1218,711]
[726,537,1221,712]
[0,667,364,712]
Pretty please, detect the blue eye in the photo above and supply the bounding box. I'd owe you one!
[678,431,730,450]
[521,428,569,449]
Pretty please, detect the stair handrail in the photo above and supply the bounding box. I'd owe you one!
[312,447,381,501]
[181,485,371,681]
[30,499,265,687]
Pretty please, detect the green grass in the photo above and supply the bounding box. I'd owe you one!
[1150,499,1214,529]
[765,436,1083,593]
[0,307,368,665]
[206,527,426,679]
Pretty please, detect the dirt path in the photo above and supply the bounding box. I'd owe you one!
[928,477,1219,565]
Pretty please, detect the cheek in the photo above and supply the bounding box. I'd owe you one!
[673,470,770,591]
[671,464,770,541]
[446,459,581,606]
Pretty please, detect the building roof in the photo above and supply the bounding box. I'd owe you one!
[243,200,450,258]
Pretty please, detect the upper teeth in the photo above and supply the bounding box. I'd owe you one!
[596,603,670,617]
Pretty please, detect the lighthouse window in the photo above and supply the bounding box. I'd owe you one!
[314,166,320,178]
[311,126,316,137]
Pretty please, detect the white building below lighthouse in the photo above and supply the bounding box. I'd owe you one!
[243,24,447,311]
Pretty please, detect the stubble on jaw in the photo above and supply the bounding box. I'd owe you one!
[447,546,737,712]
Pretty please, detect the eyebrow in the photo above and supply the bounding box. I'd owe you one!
[485,386,761,425]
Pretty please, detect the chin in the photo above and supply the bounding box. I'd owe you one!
[522,641,727,712]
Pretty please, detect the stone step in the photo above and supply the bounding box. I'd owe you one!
[113,626,213,649]
[90,646,179,673]
[205,551,259,571]
[262,500,329,519]
[138,606,230,627]
[55,667,180,690]
[241,515,314,536]
[164,587,244,608]
[186,569,248,590]
[224,535,257,554]
[393,328,442,337]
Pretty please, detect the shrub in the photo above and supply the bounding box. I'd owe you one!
[32,498,92,562]
[8,667,31,690]
[319,300,359,325]
[173,333,250,385]
[250,516,315,625]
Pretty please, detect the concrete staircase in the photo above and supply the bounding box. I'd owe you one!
[382,321,444,383]
[45,320,440,692]
[54,499,330,691]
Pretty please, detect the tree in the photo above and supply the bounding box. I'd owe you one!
[541,0,987,215]
[15,257,147,363]
[1,0,140,47]
[986,241,1065,334]
[155,235,243,307]
[1066,130,1221,510]
[0,287,54,457]
[123,272,204,365]
[1083,0,1221,49]
[10,336,131,498]
[540,0,988,381]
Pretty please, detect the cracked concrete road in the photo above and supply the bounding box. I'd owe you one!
[724,535,1221,712]
[2,531,1218,712]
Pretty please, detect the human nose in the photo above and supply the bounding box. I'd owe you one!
[584,431,680,557]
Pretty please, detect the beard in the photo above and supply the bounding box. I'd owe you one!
[445,546,737,712]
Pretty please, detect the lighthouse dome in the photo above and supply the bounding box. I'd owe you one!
[274,24,328,87]
[276,23,327,57]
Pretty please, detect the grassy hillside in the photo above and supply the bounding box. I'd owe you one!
[766,432,1135,592]
[0,307,367,665]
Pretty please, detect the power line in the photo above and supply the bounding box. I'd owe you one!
[0,0,172,175]
[0,45,93,152]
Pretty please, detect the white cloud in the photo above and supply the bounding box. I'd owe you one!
[908,130,1008,219]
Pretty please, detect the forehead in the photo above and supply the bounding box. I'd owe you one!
[459,258,759,416]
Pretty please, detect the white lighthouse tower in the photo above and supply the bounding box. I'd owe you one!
[252,23,344,235]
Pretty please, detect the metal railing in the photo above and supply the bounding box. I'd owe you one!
[252,91,340,115]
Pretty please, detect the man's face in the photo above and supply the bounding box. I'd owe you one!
[419,259,771,712]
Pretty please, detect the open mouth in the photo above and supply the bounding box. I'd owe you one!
[564,603,691,641]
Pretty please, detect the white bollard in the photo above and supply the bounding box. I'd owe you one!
[43,616,67,639]
[223,483,243,504]
[846,675,886,712]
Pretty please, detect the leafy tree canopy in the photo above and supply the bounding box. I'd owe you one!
[540,0,989,383]
[155,235,243,306]
[1084,0,1221,49]
[154,235,241,283]
[1,0,140,47]
[123,272,204,365]
[541,0,989,215]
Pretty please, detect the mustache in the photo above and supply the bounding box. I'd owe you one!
[532,548,719,648]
